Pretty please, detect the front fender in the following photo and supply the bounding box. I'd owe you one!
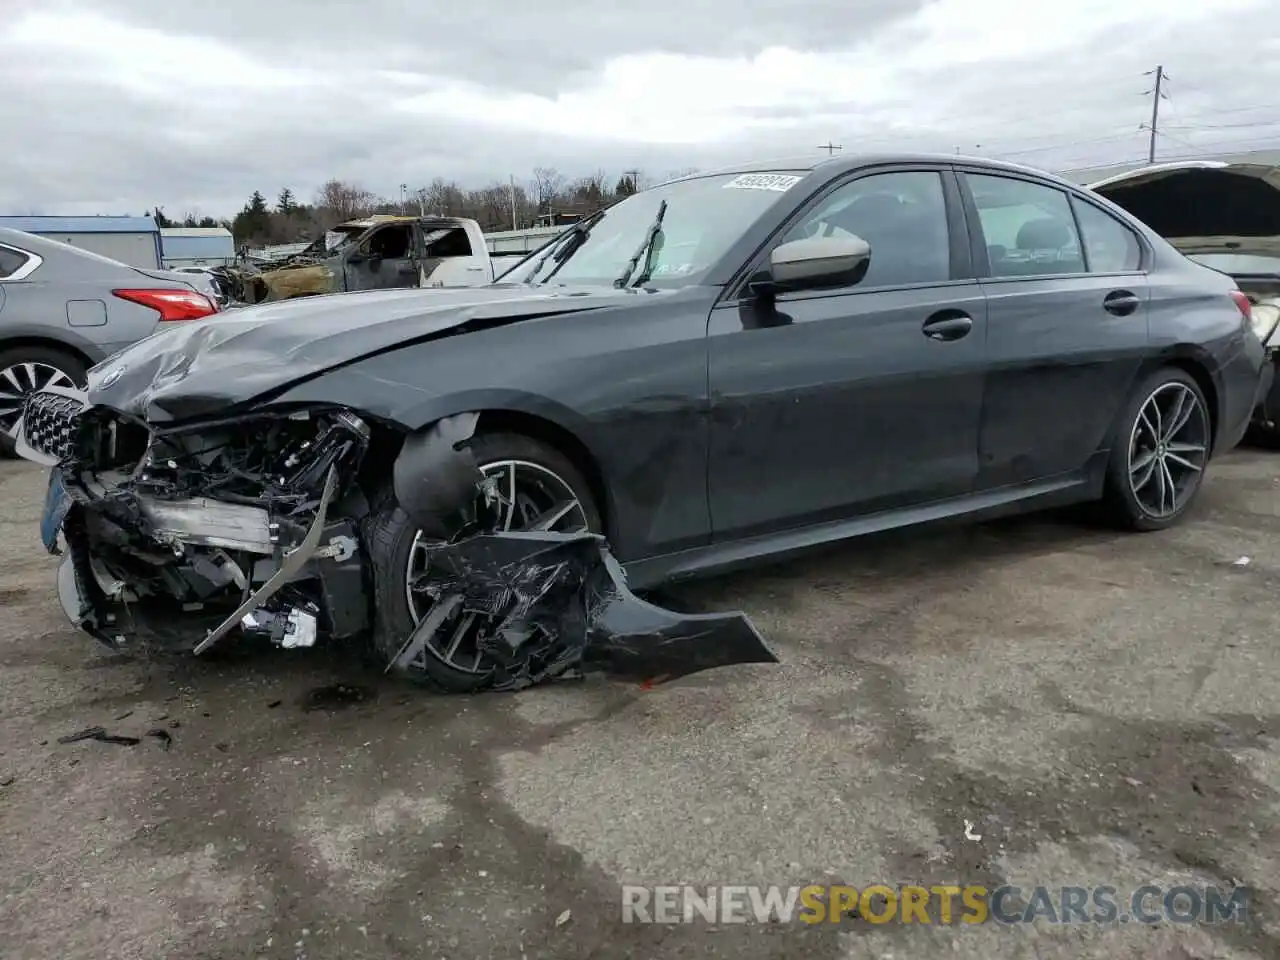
[266,364,597,438]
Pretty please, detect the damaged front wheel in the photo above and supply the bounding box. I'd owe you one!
[365,432,602,692]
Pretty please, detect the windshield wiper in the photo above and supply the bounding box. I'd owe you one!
[614,200,667,288]
[524,210,607,285]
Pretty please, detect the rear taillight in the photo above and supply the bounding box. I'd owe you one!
[1230,290,1252,323]
[112,288,217,321]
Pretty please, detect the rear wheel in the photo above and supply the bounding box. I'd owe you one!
[0,347,87,459]
[364,431,603,692]
[1101,367,1211,530]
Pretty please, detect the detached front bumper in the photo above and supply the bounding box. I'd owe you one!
[17,389,776,689]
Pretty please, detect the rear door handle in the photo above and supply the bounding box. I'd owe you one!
[1103,290,1141,316]
[922,311,973,342]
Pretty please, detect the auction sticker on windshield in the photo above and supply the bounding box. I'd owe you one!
[723,174,803,192]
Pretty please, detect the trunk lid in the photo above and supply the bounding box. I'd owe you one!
[1089,160,1280,264]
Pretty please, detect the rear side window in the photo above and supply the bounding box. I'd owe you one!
[1071,198,1142,272]
[965,173,1085,278]
[424,227,474,257]
[0,246,30,279]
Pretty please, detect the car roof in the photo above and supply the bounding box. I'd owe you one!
[668,152,1078,189]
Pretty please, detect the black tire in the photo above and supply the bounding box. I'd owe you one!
[1100,366,1211,531]
[363,430,603,692]
[0,346,87,459]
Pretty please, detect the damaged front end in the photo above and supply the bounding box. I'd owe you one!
[24,391,371,655]
[16,390,776,690]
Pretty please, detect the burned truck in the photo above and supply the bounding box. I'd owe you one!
[221,215,514,306]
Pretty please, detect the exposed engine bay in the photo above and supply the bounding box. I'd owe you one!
[20,391,775,692]
[42,402,373,654]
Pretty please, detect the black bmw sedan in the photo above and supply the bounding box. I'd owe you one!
[15,153,1271,692]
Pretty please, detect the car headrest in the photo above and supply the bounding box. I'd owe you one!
[1016,218,1071,250]
[829,193,903,234]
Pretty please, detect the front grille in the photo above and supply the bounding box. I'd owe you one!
[22,390,87,462]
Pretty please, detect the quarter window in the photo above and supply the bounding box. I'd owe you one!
[781,171,951,287]
[1071,198,1142,272]
[0,246,30,279]
[966,174,1084,277]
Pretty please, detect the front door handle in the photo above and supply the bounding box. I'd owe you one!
[1103,290,1141,316]
[922,311,973,342]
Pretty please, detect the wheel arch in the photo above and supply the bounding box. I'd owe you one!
[366,403,615,541]
[473,409,614,539]
[1139,345,1221,449]
[0,335,96,374]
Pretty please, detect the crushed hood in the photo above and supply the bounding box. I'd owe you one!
[85,284,652,423]
[1089,160,1280,260]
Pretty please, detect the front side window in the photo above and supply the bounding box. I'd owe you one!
[1071,198,1142,272]
[0,246,30,279]
[966,174,1084,277]
[781,171,951,287]
[364,225,411,259]
[498,171,802,289]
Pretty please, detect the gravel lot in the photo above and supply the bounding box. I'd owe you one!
[1,451,1278,960]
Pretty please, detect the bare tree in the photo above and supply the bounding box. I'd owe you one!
[531,166,567,214]
[314,179,378,222]
[419,177,466,216]
[574,170,609,209]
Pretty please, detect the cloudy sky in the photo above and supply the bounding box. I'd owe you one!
[1,0,1279,218]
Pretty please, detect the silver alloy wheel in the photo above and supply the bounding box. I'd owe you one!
[0,362,77,438]
[1127,381,1209,519]
[402,459,592,674]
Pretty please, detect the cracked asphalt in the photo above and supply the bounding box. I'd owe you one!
[1,450,1278,960]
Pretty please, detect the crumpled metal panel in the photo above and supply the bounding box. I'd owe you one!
[254,263,337,302]
[397,530,777,691]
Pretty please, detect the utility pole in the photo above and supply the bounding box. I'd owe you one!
[817,141,843,155]
[509,174,518,230]
[624,168,641,193]
[1144,65,1168,163]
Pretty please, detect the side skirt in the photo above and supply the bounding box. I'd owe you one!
[624,465,1105,591]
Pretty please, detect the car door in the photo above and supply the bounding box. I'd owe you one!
[343,223,419,292]
[957,169,1150,488]
[419,226,491,287]
[706,166,988,541]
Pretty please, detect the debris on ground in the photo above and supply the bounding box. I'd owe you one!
[302,684,374,711]
[56,726,141,746]
[555,909,572,928]
[963,819,982,841]
[145,729,173,750]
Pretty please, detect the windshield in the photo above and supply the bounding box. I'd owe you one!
[1188,253,1280,277]
[497,171,805,288]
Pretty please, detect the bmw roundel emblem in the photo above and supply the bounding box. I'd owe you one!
[99,366,125,389]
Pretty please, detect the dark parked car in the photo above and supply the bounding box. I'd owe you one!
[15,154,1270,692]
